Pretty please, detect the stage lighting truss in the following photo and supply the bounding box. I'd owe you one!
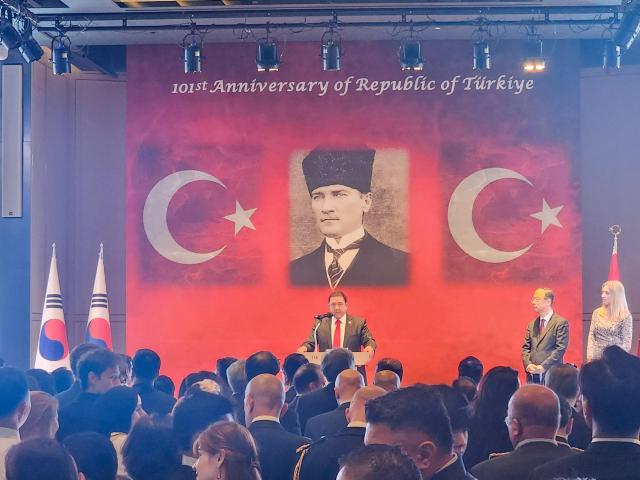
[321,24,342,72]
[183,24,204,74]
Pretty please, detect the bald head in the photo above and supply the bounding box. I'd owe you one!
[373,370,401,392]
[346,386,387,424]
[335,369,364,404]
[507,385,560,446]
[244,374,285,424]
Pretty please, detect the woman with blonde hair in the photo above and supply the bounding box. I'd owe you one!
[586,280,633,362]
[193,421,261,480]
[19,391,59,439]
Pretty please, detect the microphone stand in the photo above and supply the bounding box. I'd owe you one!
[313,319,322,353]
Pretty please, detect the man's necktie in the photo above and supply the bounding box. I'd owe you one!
[326,238,364,288]
[333,318,342,348]
[540,318,545,335]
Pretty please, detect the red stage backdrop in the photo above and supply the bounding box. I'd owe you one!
[126,41,582,385]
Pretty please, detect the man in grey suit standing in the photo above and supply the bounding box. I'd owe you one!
[522,288,569,384]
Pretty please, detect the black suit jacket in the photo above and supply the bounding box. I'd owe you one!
[432,455,475,480]
[282,395,302,435]
[568,407,591,449]
[300,314,376,353]
[297,383,338,433]
[304,402,349,440]
[290,231,408,286]
[521,313,569,371]
[57,392,101,441]
[249,420,310,480]
[56,381,82,410]
[530,441,640,480]
[295,426,365,480]
[471,441,576,480]
[133,382,176,417]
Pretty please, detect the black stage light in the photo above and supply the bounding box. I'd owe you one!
[473,40,491,70]
[399,38,423,71]
[522,39,546,73]
[321,27,341,71]
[603,40,621,69]
[19,36,43,63]
[183,38,202,73]
[51,34,71,75]
[0,19,21,50]
[257,39,279,72]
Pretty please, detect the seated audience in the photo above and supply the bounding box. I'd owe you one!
[544,363,591,449]
[295,386,386,480]
[25,369,57,396]
[245,351,280,382]
[457,356,483,385]
[226,360,247,425]
[452,377,477,403]
[5,437,79,480]
[365,386,473,479]
[131,349,175,416]
[57,349,120,440]
[430,385,471,456]
[19,391,58,439]
[245,374,310,480]
[63,432,118,480]
[57,343,101,409]
[373,370,401,392]
[471,385,575,480]
[52,368,74,395]
[154,374,176,398]
[305,369,364,440]
[281,363,325,436]
[531,346,640,479]
[194,421,261,480]
[463,366,519,469]
[337,444,422,480]
[282,353,309,404]
[0,367,31,479]
[297,348,355,431]
[374,358,403,383]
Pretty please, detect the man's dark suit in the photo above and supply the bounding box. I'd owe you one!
[290,231,408,286]
[432,455,475,480]
[248,420,310,480]
[300,315,376,353]
[57,392,101,441]
[294,426,365,480]
[530,441,640,480]
[133,382,176,416]
[281,395,302,435]
[521,313,569,378]
[297,383,338,433]
[568,407,591,449]
[471,440,576,480]
[304,402,349,440]
[56,381,82,410]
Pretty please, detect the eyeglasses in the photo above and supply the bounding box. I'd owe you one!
[504,416,514,427]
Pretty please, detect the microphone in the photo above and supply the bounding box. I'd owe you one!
[314,312,332,320]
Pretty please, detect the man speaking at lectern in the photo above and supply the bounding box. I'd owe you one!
[297,291,376,355]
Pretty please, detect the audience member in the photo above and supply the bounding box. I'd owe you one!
[25,369,57,396]
[452,377,477,403]
[375,358,403,382]
[555,398,579,451]
[131,349,176,416]
[531,346,640,479]
[5,437,79,480]
[463,366,519,469]
[281,363,325,436]
[56,343,101,409]
[457,356,483,385]
[19,391,58,439]
[373,370,400,392]
[471,385,575,480]
[245,351,280,382]
[297,348,355,431]
[245,374,310,480]
[52,368,74,395]
[215,357,238,392]
[295,386,386,480]
[336,444,422,480]
[430,385,471,456]
[544,363,591,449]
[365,386,473,479]
[178,371,220,398]
[0,367,31,479]
[57,349,120,440]
[154,375,176,397]
[194,421,261,480]
[117,354,133,386]
[282,353,309,403]
[226,360,247,425]
[63,432,118,480]
[305,369,364,440]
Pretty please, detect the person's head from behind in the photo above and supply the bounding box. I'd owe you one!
[429,385,471,456]
[179,371,219,398]
[19,391,58,439]
[365,386,453,478]
[457,356,483,385]
[78,349,119,394]
[244,374,285,425]
[245,351,280,382]
[94,386,143,436]
[345,386,386,425]
[580,345,640,437]
[373,371,400,392]
[25,369,56,396]
[545,363,579,406]
[293,364,325,395]
[335,369,365,404]
[321,348,355,383]
[0,367,31,430]
[337,444,421,480]
[451,377,477,403]
[505,385,560,447]
[123,417,182,480]
[5,438,79,480]
[474,366,520,423]
[173,390,234,456]
[375,358,403,382]
[64,432,117,480]
[154,375,175,397]
[194,421,261,480]
[282,353,309,388]
[216,357,238,389]
[132,349,161,383]
[52,368,74,394]
[69,344,101,379]
[557,398,574,439]
[226,360,247,398]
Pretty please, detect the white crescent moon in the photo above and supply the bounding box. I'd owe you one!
[448,168,533,263]
[143,170,227,265]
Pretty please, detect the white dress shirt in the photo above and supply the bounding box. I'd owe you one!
[540,310,554,331]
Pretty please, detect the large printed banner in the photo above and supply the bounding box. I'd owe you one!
[127,41,582,385]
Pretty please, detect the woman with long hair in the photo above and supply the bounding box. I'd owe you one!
[194,421,262,480]
[19,391,59,439]
[586,280,633,362]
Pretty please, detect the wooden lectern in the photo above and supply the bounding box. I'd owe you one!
[301,350,373,367]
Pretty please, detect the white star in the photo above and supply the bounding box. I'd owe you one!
[530,199,563,234]
[224,201,257,235]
